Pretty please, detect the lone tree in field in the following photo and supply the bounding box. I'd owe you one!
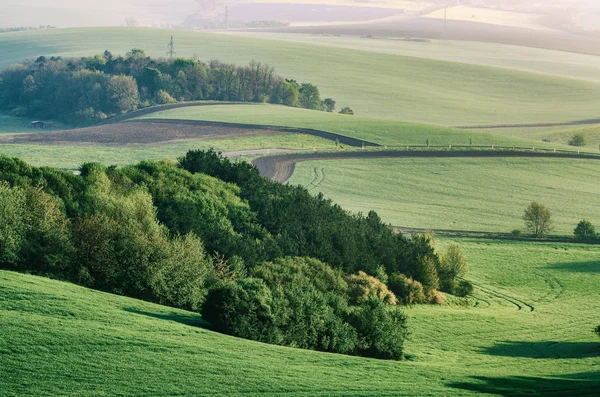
[574,220,596,240]
[522,202,553,237]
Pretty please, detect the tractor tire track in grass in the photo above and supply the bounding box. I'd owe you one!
[472,282,535,312]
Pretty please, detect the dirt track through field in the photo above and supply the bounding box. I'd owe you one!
[0,119,377,147]
[252,150,600,183]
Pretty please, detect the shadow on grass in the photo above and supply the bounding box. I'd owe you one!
[449,373,600,397]
[123,307,209,328]
[547,261,600,273]
[481,341,599,359]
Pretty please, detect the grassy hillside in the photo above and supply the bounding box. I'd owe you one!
[2,27,600,125]
[2,237,599,396]
[478,124,600,150]
[228,33,600,83]
[287,157,600,234]
[140,104,571,149]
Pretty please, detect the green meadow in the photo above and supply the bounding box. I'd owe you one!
[2,27,600,125]
[287,157,600,234]
[0,133,332,169]
[2,237,599,396]
[229,32,600,83]
[140,104,572,150]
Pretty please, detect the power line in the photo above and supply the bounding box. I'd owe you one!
[167,36,176,60]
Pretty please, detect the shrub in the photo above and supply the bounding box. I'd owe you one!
[272,281,357,354]
[511,229,522,237]
[454,279,474,297]
[595,324,600,337]
[431,290,445,305]
[568,133,587,147]
[388,273,427,305]
[339,107,354,115]
[252,256,348,295]
[349,299,408,360]
[574,220,596,240]
[202,278,276,342]
[347,271,397,305]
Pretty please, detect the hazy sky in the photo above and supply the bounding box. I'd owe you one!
[1,1,598,29]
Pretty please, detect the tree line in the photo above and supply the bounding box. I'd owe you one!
[0,151,471,360]
[0,49,345,125]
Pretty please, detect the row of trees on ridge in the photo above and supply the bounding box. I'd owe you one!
[0,49,348,125]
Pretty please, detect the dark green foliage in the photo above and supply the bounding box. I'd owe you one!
[595,325,600,337]
[202,279,276,341]
[321,98,336,112]
[455,280,474,297]
[339,107,354,115]
[568,133,587,147]
[574,220,596,240]
[299,83,321,110]
[348,299,408,360]
[0,51,336,124]
[0,152,447,360]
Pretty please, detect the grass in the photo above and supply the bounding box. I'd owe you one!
[228,33,600,83]
[140,104,577,150]
[287,157,600,234]
[424,5,551,31]
[0,133,334,169]
[2,27,600,125]
[478,124,600,150]
[2,238,599,395]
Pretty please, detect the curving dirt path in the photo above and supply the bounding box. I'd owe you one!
[253,149,600,183]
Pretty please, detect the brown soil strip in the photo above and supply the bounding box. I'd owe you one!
[0,121,285,146]
[253,150,600,183]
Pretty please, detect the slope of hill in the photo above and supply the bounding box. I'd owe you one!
[2,236,599,395]
[2,28,600,125]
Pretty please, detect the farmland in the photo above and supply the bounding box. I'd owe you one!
[1,23,600,397]
[2,28,600,125]
[286,157,600,234]
[2,236,599,396]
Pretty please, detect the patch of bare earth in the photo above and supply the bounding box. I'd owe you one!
[0,121,284,146]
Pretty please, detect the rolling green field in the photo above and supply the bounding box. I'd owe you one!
[2,237,599,396]
[478,124,600,150]
[229,33,600,84]
[2,27,600,125]
[140,104,573,150]
[0,133,334,169]
[287,157,600,234]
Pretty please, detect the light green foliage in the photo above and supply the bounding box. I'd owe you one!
[2,28,600,125]
[0,182,26,263]
[298,83,321,110]
[523,201,553,237]
[288,157,600,234]
[346,271,397,305]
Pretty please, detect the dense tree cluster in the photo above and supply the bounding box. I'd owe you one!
[0,151,471,359]
[0,50,340,125]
